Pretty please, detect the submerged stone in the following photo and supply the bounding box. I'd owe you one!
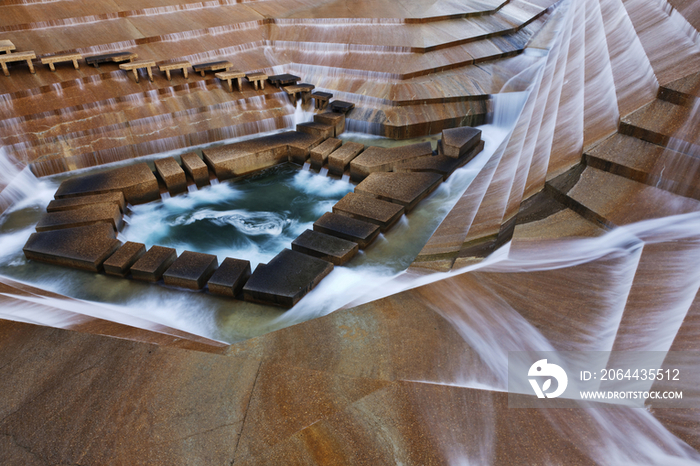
[54,163,159,205]
[130,246,177,282]
[47,192,125,213]
[103,241,146,277]
[163,251,218,290]
[313,212,380,248]
[207,257,251,297]
[154,157,187,195]
[291,229,359,265]
[354,172,443,212]
[333,192,405,232]
[36,203,123,232]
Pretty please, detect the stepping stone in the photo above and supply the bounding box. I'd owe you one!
[22,224,120,272]
[242,249,333,308]
[180,152,209,187]
[396,139,485,180]
[163,251,218,290]
[333,192,404,232]
[330,100,355,114]
[292,229,358,265]
[328,142,364,176]
[154,157,187,194]
[296,122,334,140]
[36,203,123,232]
[130,246,177,282]
[355,172,443,212]
[313,212,380,248]
[103,241,146,277]
[47,192,125,213]
[441,126,482,158]
[309,138,342,170]
[349,142,433,181]
[314,112,345,137]
[55,162,159,205]
[207,257,251,297]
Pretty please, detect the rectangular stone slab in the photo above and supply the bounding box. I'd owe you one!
[47,192,125,213]
[333,192,405,232]
[207,257,251,297]
[36,203,123,232]
[242,249,333,308]
[349,142,433,181]
[296,122,334,140]
[130,246,177,282]
[292,229,359,265]
[163,251,218,290]
[328,142,364,176]
[314,112,345,137]
[22,224,119,272]
[396,140,485,180]
[180,153,209,187]
[354,172,443,212]
[103,241,146,277]
[309,138,342,170]
[54,162,159,205]
[441,126,482,158]
[313,212,380,249]
[154,157,187,194]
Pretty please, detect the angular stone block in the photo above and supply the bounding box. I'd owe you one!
[396,139,485,180]
[47,192,126,213]
[330,100,355,114]
[103,241,146,277]
[349,142,433,181]
[55,163,159,205]
[242,249,333,308]
[328,142,364,176]
[130,246,177,282]
[314,112,345,137]
[333,192,405,232]
[181,152,210,187]
[355,172,443,212]
[36,203,123,232]
[207,257,251,297]
[313,212,380,249]
[154,157,187,195]
[22,224,119,272]
[441,126,482,158]
[309,138,342,170]
[163,251,218,290]
[296,122,334,140]
[292,229,359,265]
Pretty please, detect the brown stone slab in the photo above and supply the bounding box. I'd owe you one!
[215,70,246,92]
[333,192,405,232]
[163,251,218,290]
[180,153,210,187]
[55,163,159,205]
[292,229,359,265]
[441,126,482,158]
[296,122,334,140]
[309,138,342,170]
[0,51,36,76]
[103,241,146,277]
[154,157,187,194]
[36,203,123,232]
[330,100,355,114]
[130,246,177,282]
[349,142,433,181]
[396,139,485,180]
[47,192,126,213]
[313,212,380,249]
[192,60,232,77]
[0,40,16,54]
[22,224,119,272]
[355,172,443,212]
[242,249,333,308]
[207,257,251,297]
[246,72,268,91]
[314,112,345,137]
[328,142,364,176]
[41,53,82,71]
[158,61,190,80]
[119,59,156,83]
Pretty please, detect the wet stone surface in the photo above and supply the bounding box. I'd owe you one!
[291,229,359,265]
[163,250,218,290]
[313,212,380,249]
[207,257,251,298]
[103,241,147,277]
[130,246,177,282]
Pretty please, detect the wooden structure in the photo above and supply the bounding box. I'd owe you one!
[0,40,15,54]
[246,72,268,90]
[85,52,137,68]
[284,83,315,103]
[119,59,156,83]
[0,51,36,76]
[215,70,246,92]
[268,73,301,87]
[41,53,83,71]
[312,91,333,109]
[192,60,232,77]
[158,61,190,81]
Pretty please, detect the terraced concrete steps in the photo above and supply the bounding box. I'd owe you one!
[619,99,695,147]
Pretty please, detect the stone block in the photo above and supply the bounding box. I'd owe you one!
[309,138,342,170]
[441,126,482,158]
[130,246,177,282]
[396,140,485,180]
[36,203,123,232]
[55,163,159,205]
[163,251,218,290]
[154,157,187,194]
[327,142,364,176]
[296,122,334,140]
[207,257,251,297]
[355,172,443,212]
[47,192,126,213]
[242,249,333,308]
[333,192,405,232]
[349,142,433,181]
[291,229,359,265]
[180,153,210,187]
[330,100,355,114]
[103,241,146,277]
[313,212,380,249]
[314,112,345,137]
[22,224,119,272]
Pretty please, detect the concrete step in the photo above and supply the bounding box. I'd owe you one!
[619,99,696,147]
